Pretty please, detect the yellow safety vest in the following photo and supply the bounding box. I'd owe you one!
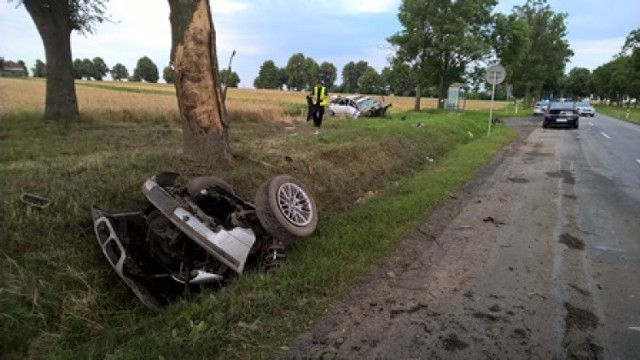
[313,86,328,106]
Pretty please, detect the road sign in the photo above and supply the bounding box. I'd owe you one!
[485,65,506,85]
[485,64,506,136]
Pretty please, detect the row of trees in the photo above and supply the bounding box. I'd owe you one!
[252,0,575,109]
[29,56,241,86]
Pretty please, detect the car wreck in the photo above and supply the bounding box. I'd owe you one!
[328,95,391,118]
[91,172,318,310]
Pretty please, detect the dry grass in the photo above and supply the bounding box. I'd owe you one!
[1,78,504,117]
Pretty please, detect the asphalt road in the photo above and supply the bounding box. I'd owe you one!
[567,112,640,359]
[277,115,640,360]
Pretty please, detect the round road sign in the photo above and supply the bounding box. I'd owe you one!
[485,65,506,85]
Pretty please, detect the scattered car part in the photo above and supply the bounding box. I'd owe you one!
[91,172,318,310]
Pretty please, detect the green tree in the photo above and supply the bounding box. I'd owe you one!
[318,61,337,89]
[110,63,128,81]
[254,60,280,89]
[17,60,29,76]
[342,61,369,94]
[492,12,530,100]
[72,58,84,79]
[132,56,159,83]
[389,0,497,109]
[17,0,109,120]
[565,67,591,100]
[302,57,319,89]
[358,66,382,94]
[285,53,307,90]
[277,67,289,90]
[163,65,174,83]
[383,59,418,97]
[504,0,573,105]
[91,56,108,80]
[32,59,46,77]
[622,28,640,107]
[81,58,94,79]
[219,69,240,87]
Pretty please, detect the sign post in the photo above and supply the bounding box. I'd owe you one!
[485,65,506,135]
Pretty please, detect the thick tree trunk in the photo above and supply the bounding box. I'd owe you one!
[413,84,421,111]
[168,0,233,164]
[23,0,79,120]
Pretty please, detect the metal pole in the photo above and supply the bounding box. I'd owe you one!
[487,71,497,136]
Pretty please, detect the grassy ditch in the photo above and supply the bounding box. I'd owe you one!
[0,109,514,358]
[594,104,640,124]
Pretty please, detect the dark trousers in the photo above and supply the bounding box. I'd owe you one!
[311,105,324,127]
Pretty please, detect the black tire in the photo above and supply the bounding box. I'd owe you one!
[591,114,595,117]
[185,176,234,197]
[542,123,548,129]
[254,175,318,241]
[329,110,336,116]
[574,122,579,129]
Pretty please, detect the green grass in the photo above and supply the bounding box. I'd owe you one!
[0,109,515,359]
[594,104,640,124]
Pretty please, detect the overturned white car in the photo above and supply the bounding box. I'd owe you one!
[91,172,318,310]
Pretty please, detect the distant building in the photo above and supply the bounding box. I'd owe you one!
[0,57,28,77]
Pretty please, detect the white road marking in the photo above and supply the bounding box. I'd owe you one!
[589,122,594,126]
[600,131,611,139]
[637,159,640,165]
[595,246,626,252]
[630,327,640,332]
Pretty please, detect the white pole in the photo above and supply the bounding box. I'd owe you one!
[487,71,497,136]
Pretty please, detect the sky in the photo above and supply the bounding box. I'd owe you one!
[1,0,638,87]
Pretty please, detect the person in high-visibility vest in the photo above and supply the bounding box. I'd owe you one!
[310,80,329,135]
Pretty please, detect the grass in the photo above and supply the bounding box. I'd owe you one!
[594,104,640,124]
[0,78,516,359]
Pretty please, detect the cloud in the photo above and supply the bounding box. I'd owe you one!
[212,0,249,15]
[568,37,626,70]
[348,0,399,14]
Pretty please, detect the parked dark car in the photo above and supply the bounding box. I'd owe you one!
[542,101,580,129]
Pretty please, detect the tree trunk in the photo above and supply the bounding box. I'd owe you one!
[168,0,233,164]
[524,82,531,108]
[413,84,421,111]
[23,0,79,121]
[437,73,445,110]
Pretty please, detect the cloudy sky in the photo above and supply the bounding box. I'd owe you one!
[1,0,638,87]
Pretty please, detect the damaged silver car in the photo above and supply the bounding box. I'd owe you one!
[91,172,318,310]
[328,95,391,118]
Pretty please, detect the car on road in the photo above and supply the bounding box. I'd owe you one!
[533,101,549,116]
[91,172,318,310]
[575,102,596,117]
[329,95,391,118]
[542,101,580,129]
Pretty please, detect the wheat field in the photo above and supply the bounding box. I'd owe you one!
[0,78,504,117]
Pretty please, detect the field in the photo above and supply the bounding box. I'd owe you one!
[0,78,506,117]
[0,78,516,358]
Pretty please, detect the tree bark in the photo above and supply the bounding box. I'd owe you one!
[168,0,233,164]
[413,84,421,111]
[23,0,79,120]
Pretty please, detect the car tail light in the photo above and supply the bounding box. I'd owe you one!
[573,109,579,115]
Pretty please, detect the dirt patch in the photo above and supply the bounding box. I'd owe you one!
[560,233,585,250]
[565,303,599,331]
[545,170,575,184]
[442,333,469,351]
